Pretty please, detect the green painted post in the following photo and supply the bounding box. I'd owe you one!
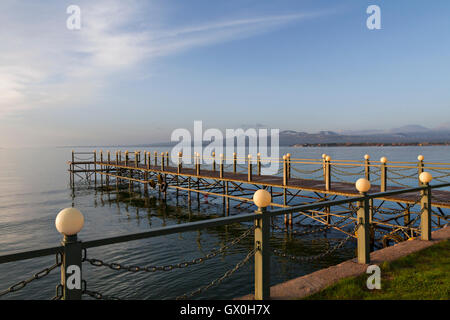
[196,153,201,176]
[248,155,252,182]
[420,184,432,241]
[380,157,387,192]
[56,208,84,300]
[93,150,97,187]
[70,150,75,188]
[144,151,147,168]
[325,156,331,191]
[100,150,103,187]
[61,235,82,300]
[364,155,370,180]
[254,206,270,300]
[115,151,119,191]
[322,154,326,180]
[106,151,110,188]
[220,154,224,178]
[178,152,182,174]
[287,154,291,179]
[357,195,370,264]
[257,153,261,176]
[418,155,424,186]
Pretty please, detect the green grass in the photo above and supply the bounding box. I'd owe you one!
[305,239,450,300]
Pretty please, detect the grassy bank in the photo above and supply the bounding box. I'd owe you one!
[306,240,450,300]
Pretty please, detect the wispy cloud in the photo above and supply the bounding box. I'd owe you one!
[0,0,325,119]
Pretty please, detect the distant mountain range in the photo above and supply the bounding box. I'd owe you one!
[281,125,450,146]
[59,124,450,149]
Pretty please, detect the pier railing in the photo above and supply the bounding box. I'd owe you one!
[69,150,450,192]
[1,177,448,300]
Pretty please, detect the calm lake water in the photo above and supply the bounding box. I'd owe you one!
[0,146,448,300]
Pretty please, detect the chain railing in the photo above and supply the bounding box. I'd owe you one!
[70,151,450,193]
[176,247,257,300]
[0,254,61,298]
[272,224,358,263]
[1,181,448,300]
[83,226,255,273]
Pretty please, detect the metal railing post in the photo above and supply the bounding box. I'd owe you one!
[70,150,74,188]
[357,195,370,264]
[420,184,432,240]
[106,151,110,188]
[61,234,82,300]
[380,157,387,192]
[233,152,237,173]
[364,155,370,181]
[100,150,103,187]
[220,154,224,178]
[257,153,261,176]
[154,151,158,167]
[161,152,165,171]
[196,153,201,176]
[418,156,424,186]
[248,155,252,182]
[254,206,270,300]
[178,152,182,174]
[325,156,331,191]
[212,152,216,172]
[283,155,288,186]
[287,153,291,179]
[93,150,97,186]
[166,152,169,167]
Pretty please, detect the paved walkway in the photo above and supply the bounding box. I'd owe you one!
[238,225,450,300]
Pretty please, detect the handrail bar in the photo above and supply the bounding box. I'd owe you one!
[0,246,62,265]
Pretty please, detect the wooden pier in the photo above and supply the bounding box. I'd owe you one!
[68,150,450,246]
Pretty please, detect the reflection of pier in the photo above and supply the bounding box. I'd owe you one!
[69,150,450,244]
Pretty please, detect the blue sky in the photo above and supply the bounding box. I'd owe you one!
[0,0,449,147]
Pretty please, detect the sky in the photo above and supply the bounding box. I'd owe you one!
[0,0,449,148]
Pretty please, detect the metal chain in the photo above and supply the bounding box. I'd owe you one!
[83,226,256,272]
[0,254,61,298]
[331,166,365,176]
[176,248,257,300]
[52,284,63,300]
[330,173,352,183]
[291,166,323,174]
[272,222,332,235]
[387,168,418,179]
[82,280,121,300]
[272,224,359,263]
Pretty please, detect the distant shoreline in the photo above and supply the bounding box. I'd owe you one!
[292,142,450,147]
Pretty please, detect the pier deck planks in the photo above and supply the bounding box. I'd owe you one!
[83,161,450,209]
